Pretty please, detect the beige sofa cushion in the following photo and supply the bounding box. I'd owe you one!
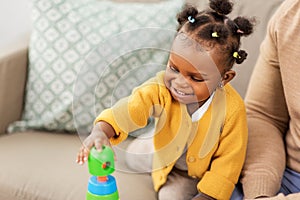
[0,46,28,134]
[0,132,156,200]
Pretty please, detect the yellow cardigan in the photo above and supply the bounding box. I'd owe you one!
[96,71,248,200]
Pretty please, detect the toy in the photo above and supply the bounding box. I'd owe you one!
[86,146,119,200]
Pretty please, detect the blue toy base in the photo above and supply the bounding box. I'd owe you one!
[87,175,119,200]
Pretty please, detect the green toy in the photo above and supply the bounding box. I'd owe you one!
[86,146,119,200]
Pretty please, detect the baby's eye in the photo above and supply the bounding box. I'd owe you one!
[169,65,179,73]
[191,76,205,82]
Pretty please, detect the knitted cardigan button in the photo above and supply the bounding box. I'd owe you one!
[188,156,196,162]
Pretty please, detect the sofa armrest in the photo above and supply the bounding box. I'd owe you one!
[0,42,29,134]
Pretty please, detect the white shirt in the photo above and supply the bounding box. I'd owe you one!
[191,92,215,122]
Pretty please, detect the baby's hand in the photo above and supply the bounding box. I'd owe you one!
[76,126,112,165]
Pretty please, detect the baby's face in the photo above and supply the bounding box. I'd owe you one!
[164,33,222,105]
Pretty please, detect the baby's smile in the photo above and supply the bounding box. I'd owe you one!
[173,87,194,96]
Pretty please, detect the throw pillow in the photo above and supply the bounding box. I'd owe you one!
[8,0,183,134]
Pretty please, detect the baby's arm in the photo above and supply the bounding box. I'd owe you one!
[76,121,116,165]
[76,73,163,165]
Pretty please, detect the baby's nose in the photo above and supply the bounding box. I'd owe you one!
[175,74,189,87]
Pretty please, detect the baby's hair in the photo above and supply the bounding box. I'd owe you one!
[176,0,256,70]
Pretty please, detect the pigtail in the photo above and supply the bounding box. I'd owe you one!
[199,24,229,45]
[233,16,256,37]
[177,5,213,32]
[233,50,248,64]
[201,0,233,44]
[177,4,198,26]
[209,0,233,16]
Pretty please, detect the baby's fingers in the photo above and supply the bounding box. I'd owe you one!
[95,140,117,161]
[76,146,89,165]
[94,138,110,152]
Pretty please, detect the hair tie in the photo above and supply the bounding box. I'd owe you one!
[212,32,219,38]
[233,51,241,59]
[188,16,195,24]
[237,29,244,34]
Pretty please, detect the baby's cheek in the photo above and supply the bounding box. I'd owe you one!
[194,85,210,97]
[163,75,172,88]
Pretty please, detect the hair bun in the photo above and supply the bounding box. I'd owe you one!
[209,0,233,15]
[177,4,198,25]
[234,50,248,64]
[233,17,256,36]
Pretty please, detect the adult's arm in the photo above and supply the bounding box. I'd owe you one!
[241,1,290,198]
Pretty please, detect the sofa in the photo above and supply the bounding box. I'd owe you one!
[0,0,284,199]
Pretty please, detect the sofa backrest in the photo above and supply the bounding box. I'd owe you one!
[3,0,285,135]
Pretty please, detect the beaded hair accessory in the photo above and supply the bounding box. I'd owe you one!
[234,22,245,34]
[237,29,244,34]
[212,32,219,38]
[188,16,195,23]
[233,51,241,59]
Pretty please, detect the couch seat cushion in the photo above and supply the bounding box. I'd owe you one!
[0,132,156,200]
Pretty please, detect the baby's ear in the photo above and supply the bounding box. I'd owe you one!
[222,70,235,85]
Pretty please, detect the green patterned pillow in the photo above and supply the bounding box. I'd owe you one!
[8,0,183,134]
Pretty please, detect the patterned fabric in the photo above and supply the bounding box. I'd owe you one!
[8,0,183,133]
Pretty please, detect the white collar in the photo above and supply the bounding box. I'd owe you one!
[191,92,215,122]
